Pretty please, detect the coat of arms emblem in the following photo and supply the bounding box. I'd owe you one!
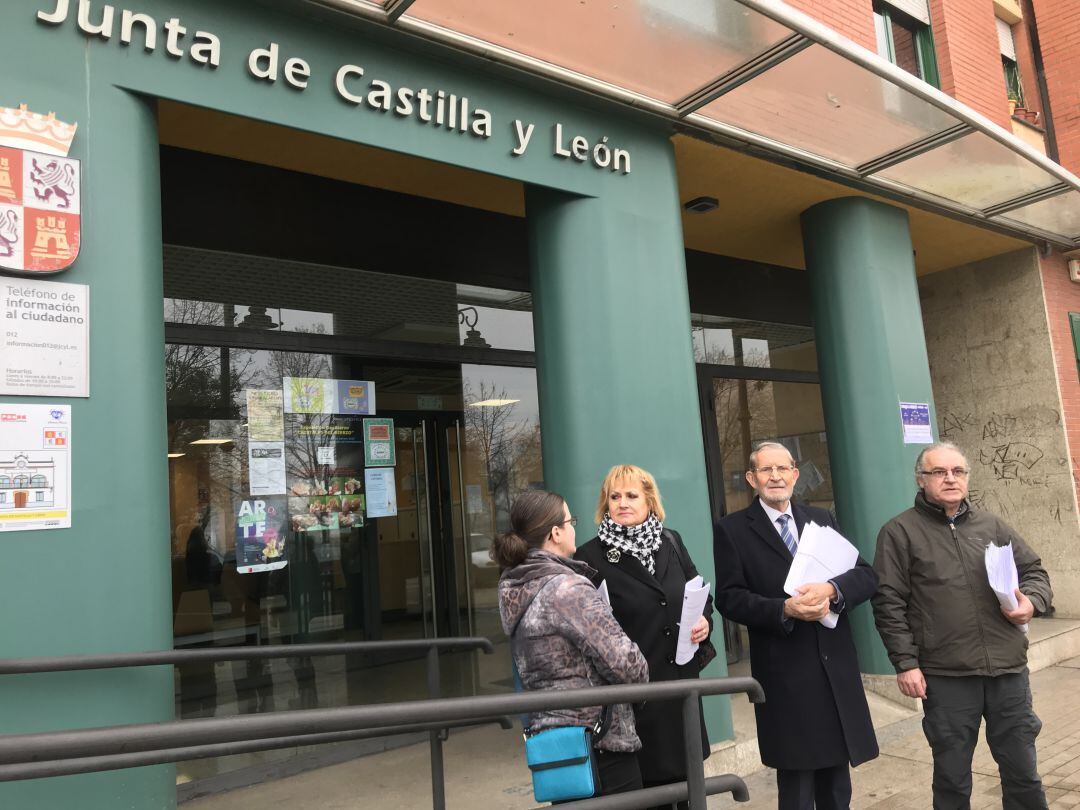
[0,104,80,275]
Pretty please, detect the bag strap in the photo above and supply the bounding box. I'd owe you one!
[511,574,614,743]
[664,528,692,579]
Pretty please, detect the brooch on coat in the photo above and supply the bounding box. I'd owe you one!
[606,548,621,563]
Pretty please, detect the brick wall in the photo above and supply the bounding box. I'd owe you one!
[1030,0,1080,173]
[1036,251,1080,614]
[1039,252,1080,493]
[784,0,878,51]
[929,0,1012,128]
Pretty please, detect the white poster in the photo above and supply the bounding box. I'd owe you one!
[365,467,398,518]
[0,278,89,397]
[0,403,71,531]
[248,441,286,496]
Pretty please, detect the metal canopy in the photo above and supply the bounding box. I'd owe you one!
[312,0,1080,248]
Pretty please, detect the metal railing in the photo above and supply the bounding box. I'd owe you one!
[0,638,505,809]
[0,643,764,809]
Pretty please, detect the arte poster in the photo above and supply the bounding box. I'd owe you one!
[899,401,933,445]
[248,441,286,495]
[365,467,397,518]
[0,402,71,531]
[0,278,88,397]
[363,418,396,467]
[235,497,288,573]
[246,389,284,441]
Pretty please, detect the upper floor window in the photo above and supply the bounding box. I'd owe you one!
[997,18,1025,108]
[874,1,940,88]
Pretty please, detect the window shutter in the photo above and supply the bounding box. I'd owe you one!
[997,17,1017,60]
[883,0,930,26]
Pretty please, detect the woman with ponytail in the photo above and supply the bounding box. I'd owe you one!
[495,489,649,797]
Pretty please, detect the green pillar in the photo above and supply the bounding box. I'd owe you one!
[525,154,733,742]
[801,197,936,675]
[0,92,175,807]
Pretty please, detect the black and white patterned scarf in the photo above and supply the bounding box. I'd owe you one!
[597,512,664,575]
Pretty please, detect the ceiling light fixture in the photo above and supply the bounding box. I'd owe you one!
[167,453,186,458]
[468,399,520,407]
[190,438,234,445]
[683,196,719,213]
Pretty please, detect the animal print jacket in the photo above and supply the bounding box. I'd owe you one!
[499,549,648,752]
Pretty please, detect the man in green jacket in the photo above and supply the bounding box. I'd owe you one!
[873,441,1052,810]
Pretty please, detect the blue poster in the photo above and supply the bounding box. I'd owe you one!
[899,401,933,445]
[336,380,376,415]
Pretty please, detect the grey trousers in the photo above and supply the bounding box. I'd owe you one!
[923,672,1047,810]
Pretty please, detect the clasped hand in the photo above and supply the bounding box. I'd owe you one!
[783,582,836,621]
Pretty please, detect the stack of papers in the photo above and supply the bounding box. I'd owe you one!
[985,543,1027,634]
[783,521,859,629]
[676,576,712,664]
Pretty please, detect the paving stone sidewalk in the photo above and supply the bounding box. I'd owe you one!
[718,656,1080,808]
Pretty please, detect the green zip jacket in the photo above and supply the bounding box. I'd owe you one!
[872,492,1052,676]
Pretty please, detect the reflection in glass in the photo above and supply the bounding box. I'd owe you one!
[164,245,534,353]
[712,377,834,515]
[165,343,543,782]
[692,315,817,371]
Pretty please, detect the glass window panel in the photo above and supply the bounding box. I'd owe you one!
[698,44,958,166]
[876,131,1061,210]
[164,246,534,352]
[888,15,922,79]
[403,0,795,102]
[712,377,833,515]
[998,191,1080,239]
[692,315,818,371]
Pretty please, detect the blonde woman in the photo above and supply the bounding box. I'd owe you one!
[575,465,715,808]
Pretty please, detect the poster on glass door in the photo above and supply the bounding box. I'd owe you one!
[236,497,288,573]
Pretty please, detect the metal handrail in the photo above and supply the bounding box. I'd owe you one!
[0,637,501,810]
[0,637,494,674]
[0,675,762,809]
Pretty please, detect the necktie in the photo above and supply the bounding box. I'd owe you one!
[777,514,798,556]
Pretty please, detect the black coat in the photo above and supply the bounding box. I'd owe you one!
[713,499,879,771]
[575,529,714,783]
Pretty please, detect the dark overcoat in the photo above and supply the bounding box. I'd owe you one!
[575,529,714,783]
[713,498,879,771]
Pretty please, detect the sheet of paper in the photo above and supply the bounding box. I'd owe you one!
[985,542,1027,634]
[783,521,860,629]
[676,575,711,665]
[597,579,610,606]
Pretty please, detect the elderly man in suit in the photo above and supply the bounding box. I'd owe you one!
[713,441,879,809]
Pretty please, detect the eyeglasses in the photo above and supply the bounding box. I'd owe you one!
[751,465,795,477]
[560,516,578,527]
[919,467,970,479]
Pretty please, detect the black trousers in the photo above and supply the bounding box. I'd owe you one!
[596,750,643,796]
[923,672,1047,810]
[775,764,852,810]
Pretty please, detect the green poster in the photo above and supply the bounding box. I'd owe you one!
[363,418,396,467]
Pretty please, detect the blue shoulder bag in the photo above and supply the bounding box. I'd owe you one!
[512,638,613,803]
